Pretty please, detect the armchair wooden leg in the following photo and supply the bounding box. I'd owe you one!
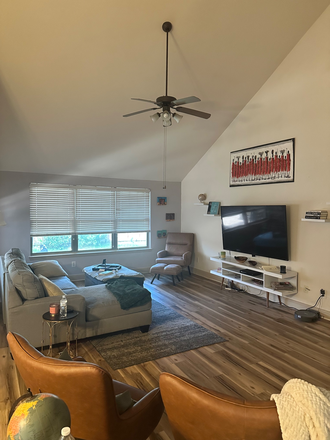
[188,266,191,275]
[157,274,161,280]
[151,274,156,284]
[176,275,181,282]
[172,276,176,286]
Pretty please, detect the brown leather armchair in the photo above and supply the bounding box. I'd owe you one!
[7,332,164,440]
[159,372,282,440]
[156,233,194,275]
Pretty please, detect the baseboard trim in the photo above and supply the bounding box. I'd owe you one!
[192,267,330,320]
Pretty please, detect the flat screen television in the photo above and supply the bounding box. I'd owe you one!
[221,205,289,261]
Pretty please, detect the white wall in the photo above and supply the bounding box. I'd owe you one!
[182,7,330,314]
[0,171,181,277]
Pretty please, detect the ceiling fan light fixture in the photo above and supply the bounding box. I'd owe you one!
[173,113,183,123]
[162,110,171,120]
[150,112,161,122]
[162,118,172,127]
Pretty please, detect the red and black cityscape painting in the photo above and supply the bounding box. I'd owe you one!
[230,138,294,187]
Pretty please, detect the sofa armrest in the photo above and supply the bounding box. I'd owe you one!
[182,251,192,265]
[157,250,168,258]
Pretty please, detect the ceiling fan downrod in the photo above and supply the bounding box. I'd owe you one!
[162,22,172,97]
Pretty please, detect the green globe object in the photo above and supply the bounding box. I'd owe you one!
[7,393,71,440]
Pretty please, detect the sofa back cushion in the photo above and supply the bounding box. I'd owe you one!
[4,248,26,268]
[31,260,68,278]
[5,271,23,308]
[8,259,44,300]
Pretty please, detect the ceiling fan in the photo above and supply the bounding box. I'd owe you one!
[123,21,211,126]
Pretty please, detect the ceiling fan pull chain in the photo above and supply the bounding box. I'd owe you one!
[163,127,167,189]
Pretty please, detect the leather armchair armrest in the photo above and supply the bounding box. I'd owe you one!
[157,250,168,258]
[182,251,192,265]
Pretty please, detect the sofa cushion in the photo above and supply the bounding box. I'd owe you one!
[50,276,78,292]
[75,285,151,322]
[39,275,66,297]
[4,248,26,268]
[31,260,68,278]
[8,259,44,300]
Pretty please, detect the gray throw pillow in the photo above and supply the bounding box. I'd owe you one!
[9,259,44,300]
[4,248,26,268]
[31,260,68,278]
[39,275,66,297]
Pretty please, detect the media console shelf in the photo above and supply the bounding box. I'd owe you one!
[210,257,298,308]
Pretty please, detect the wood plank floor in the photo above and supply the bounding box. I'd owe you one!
[1,273,330,439]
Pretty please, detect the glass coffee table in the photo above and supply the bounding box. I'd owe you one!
[83,264,145,287]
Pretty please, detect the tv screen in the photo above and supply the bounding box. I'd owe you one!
[221,205,289,261]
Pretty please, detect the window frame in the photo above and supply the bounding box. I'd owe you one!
[30,184,151,255]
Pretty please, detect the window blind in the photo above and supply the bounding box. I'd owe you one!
[115,188,151,232]
[76,187,115,233]
[30,184,150,236]
[30,184,75,236]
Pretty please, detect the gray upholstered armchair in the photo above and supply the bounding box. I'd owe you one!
[156,232,194,275]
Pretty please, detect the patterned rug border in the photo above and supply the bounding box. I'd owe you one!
[90,299,226,369]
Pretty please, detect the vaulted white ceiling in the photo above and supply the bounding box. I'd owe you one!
[1,0,329,182]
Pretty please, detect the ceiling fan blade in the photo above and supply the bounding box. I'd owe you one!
[123,108,159,117]
[172,96,201,106]
[131,98,161,106]
[175,106,211,119]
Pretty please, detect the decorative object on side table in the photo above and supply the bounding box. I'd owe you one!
[230,138,294,187]
[207,201,220,215]
[198,193,207,203]
[49,303,60,316]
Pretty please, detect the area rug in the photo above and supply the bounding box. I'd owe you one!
[90,300,226,369]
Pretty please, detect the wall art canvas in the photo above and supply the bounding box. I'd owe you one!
[157,197,167,205]
[166,213,175,221]
[230,138,295,187]
[157,230,167,238]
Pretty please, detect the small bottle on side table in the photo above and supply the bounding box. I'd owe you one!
[60,294,67,318]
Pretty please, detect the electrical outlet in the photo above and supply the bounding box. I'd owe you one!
[71,261,76,268]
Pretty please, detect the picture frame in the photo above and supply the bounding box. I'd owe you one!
[166,213,175,221]
[157,230,167,238]
[157,197,167,205]
[229,138,295,187]
[207,202,220,215]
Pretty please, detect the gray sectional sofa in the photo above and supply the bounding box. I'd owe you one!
[0,248,152,347]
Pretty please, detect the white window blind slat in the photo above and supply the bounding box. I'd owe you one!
[30,184,151,236]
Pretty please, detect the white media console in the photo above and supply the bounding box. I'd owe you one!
[210,257,298,307]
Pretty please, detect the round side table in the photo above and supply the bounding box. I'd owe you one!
[41,310,79,358]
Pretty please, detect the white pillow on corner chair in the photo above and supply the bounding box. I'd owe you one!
[39,275,66,297]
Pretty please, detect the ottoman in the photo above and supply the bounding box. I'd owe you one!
[150,263,183,286]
